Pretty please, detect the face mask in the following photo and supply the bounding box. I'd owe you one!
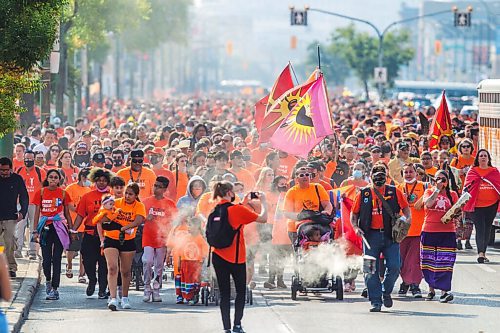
[358,143,365,149]
[150,156,161,165]
[404,178,417,184]
[97,186,109,193]
[73,154,90,168]
[353,170,363,179]
[277,186,288,193]
[83,180,91,187]
[113,159,123,167]
[186,126,194,133]
[105,163,113,170]
[372,174,386,187]
[24,160,34,168]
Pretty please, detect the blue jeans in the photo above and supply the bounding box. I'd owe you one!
[364,230,401,306]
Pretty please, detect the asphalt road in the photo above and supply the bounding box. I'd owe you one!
[21,238,500,333]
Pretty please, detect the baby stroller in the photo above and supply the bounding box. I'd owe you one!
[131,224,145,291]
[290,220,343,301]
[201,263,253,306]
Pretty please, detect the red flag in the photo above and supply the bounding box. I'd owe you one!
[428,91,453,151]
[254,64,294,132]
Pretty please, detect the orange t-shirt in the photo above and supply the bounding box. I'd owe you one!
[13,158,24,172]
[352,186,409,229]
[65,183,91,232]
[103,198,146,241]
[33,187,72,218]
[451,155,475,186]
[154,139,168,148]
[152,167,177,201]
[60,166,79,187]
[116,166,157,200]
[250,147,271,165]
[476,167,500,207]
[229,167,255,190]
[276,155,298,178]
[425,166,438,177]
[212,200,259,264]
[76,190,110,232]
[324,161,337,180]
[142,196,177,248]
[17,166,46,204]
[397,182,426,236]
[284,183,330,232]
[174,171,189,202]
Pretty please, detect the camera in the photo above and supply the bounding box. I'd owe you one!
[250,192,259,199]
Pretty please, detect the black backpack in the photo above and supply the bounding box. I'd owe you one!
[206,202,240,249]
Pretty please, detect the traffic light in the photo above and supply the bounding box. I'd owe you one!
[434,40,442,55]
[226,41,233,56]
[290,9,308,26]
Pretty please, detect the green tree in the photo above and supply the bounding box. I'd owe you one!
[329,24,414,98]
[0,0,66,138]
[304,42,350,86]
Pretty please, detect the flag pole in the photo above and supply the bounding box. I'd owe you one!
[317,44,321,70]
[289,61,300,85]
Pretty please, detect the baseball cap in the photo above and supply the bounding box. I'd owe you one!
[398,141,410,150]
[150,147,165,156]
[103,146,112,153]
[178,140,191,149]
[82,130,91,137]
[76,142,88,150]
[370,145,382,153]
[230,150,243,160]
[92,153,105,163]
[175,123,185,129]
[130,149,145,158]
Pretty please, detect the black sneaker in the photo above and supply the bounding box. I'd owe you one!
[86,281,96,296]
[439,292,454,303]
[361,288,368,298]
[369,304,382,312]
[465,240,473,249]
[398,282,409,296]
[456,240,463,250]
[9,271,16,278]
[426,291,435,301]
[410,285,422,298]
[98,291,108,299]
[232,324,246,333]
[383,294,393,308]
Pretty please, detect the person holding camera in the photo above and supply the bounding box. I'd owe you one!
[210,181,268,333]
[351,164,411,312]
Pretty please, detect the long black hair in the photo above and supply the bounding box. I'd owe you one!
[441,161,459,194]
[474,149,493,167]
[435,170,455,205]
[42,169,63,187]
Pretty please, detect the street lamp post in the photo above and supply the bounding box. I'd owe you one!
[305,8,453,99]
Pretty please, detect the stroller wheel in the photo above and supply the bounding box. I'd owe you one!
[335,276,344,300]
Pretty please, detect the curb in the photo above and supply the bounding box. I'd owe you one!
[6,259,41,333]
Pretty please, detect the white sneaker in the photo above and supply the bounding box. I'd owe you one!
[152,290,162,302]
[121,296,131,309]
[143,291,152,302]
[108,298,118,311]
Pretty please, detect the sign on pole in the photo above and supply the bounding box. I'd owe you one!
[374,67,387,84]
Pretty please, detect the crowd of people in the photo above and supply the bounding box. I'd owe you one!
[0,96,498,332]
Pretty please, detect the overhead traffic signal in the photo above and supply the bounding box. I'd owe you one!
[290,7,308,26]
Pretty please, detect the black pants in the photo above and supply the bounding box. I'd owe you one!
[212,253,246,330]
[81,233,108,293]
[472,202,499,254]
[41,224,64,289]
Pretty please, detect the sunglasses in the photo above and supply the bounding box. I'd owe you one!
[296,173,311,178]
[461,145,471,148]
[76,151,87,155]
[132,159,144,164]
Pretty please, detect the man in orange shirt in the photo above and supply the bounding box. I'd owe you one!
[351,165,411,313]
[117,149,157,200]
[142,176,177,302]
[13,143,26,171]
[283,167,333,245]
[148,147,176,201]
[228,150,255,190]
[15,150,46,259]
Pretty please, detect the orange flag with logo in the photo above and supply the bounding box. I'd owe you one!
[428,91,453,151]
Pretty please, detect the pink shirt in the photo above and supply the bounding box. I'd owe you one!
[422,189,458,233]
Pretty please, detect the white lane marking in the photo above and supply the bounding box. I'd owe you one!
[477,265,496,273]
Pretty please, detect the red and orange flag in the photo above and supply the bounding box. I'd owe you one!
[428,91,453,151]
[254,64,294,133]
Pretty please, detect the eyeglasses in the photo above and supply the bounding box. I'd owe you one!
[131,159,143,164]
[296,173,311,178]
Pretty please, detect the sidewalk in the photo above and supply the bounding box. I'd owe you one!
[1,257,41,333]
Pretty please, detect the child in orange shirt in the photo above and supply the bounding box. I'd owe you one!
[167,215,208,305]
